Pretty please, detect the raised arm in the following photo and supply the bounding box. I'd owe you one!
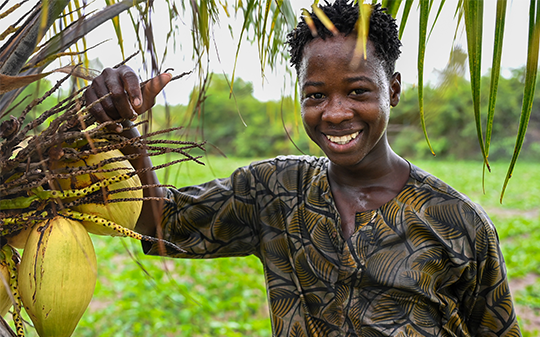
[84,66,171,238]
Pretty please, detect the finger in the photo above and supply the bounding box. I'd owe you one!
[91,72,119,119]
[118,65,143,109]
[84,85,122,133]
[103,67,138,121]
[137,73,172,114]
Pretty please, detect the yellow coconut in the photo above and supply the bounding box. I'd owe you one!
[19,216,97,337]
[5,224,33,249]
[54,149,143,236]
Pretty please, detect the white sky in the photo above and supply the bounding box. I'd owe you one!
[1,1,531,105]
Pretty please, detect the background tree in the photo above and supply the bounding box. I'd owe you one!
[1,0,539,197]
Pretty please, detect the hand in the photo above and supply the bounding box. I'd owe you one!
[84,65,172,132]
[84,65,170,240]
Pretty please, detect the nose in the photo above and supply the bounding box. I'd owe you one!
[321,96,354,125]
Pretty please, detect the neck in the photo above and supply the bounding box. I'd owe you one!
[328,141,408,190]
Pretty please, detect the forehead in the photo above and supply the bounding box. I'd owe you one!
[299,34,387,84]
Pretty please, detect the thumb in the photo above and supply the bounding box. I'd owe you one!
[136,73,172,113]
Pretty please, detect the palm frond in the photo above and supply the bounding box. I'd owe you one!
[417,0,435,156]
[464,0,489,170]
[501,0,540,202]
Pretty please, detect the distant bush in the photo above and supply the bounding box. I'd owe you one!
[148,68,540,162]
[391,66,540,162]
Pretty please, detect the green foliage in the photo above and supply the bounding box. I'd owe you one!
[150,74,319,158]
[74,239,270,337]
[148,68,540,163]
[391,66,540,161]
[5,80,68,132]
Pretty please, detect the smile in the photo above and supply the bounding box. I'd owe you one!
[325,131,360,145]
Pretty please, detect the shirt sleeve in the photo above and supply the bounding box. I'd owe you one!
[467,214,521,336]
[145,165,261,258]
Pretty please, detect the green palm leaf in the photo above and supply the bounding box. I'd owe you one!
[259,0,274,72]
[427,0,445,40]
[382,0,402,18]
[501,0,540,201]
[418,0,435,155]
[398,0,413,40]
[485,0,507,157]
[483,0,507,190]
[105,0,125,59]
[464,0,490,170]
[0,0,147,114]
[230,1,256,95]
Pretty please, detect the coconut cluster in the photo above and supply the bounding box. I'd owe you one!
[0,70,204,337]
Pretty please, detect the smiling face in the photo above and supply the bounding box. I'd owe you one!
[299,34,401,171]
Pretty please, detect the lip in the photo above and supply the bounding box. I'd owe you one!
[322,130,362,148]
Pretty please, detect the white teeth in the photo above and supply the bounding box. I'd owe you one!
[325,131,360,145]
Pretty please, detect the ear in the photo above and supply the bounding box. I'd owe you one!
[389,72,401,107]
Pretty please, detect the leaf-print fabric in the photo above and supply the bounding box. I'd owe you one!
[148,155,521,337]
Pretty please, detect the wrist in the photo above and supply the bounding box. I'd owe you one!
[120,120,141,139]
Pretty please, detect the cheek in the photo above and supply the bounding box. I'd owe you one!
[301,106,317,126]
[375,108,390,127]
[301,108,320,140]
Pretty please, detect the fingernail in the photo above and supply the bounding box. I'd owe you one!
[130,113,138,121]
[115,124,123,133]
[133,98,141,107]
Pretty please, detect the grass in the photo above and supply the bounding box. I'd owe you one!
[12,157,540,336]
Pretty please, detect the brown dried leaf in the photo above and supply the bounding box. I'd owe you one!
[0,65,97,95]
[0,73,50,95]
[53,65,98,81]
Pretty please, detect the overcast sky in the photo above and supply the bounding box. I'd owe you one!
[1,1,531,105]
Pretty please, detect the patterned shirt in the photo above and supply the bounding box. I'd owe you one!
[148,155,521,337]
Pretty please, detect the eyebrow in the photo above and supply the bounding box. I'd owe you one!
[302,81,325,90]
[302,76,376,91]
[345,76,375,85]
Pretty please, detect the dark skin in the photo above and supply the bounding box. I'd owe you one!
[84,66,171,237]
[86,34,410,242]
[299,34,409,240]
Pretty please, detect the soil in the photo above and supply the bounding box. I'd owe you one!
[510,273,540,334]
[488,206,540,333]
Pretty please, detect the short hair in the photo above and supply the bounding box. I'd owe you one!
[286,0,402,78]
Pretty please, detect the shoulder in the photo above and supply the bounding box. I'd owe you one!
[405,164,495,235]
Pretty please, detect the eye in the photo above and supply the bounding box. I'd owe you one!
[350,88,367,96]
[305,93,325,100]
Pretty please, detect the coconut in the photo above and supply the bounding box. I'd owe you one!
[19,216,97,337]
[53,148,143,236]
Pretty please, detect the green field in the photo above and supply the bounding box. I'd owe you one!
[13,157,540,336]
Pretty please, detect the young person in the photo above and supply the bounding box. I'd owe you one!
[85,1,521,336]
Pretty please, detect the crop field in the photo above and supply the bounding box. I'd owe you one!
[11,156,540,336]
